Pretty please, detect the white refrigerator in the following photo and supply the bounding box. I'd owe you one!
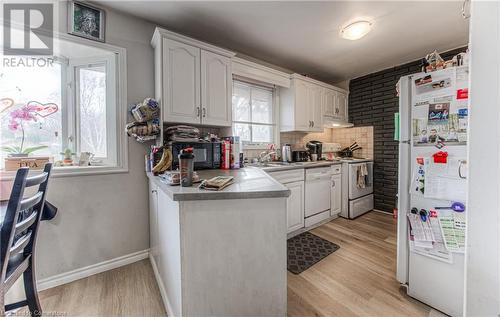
[397,67,469,317]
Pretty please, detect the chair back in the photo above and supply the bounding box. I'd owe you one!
[0,163,52,287]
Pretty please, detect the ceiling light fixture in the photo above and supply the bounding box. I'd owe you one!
[341,20,372,40]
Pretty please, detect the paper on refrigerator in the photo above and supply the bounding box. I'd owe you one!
[407,214,453,263]
[438,214,466,253]
[424,159,467,201]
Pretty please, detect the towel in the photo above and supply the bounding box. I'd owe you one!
[357,163,369,188]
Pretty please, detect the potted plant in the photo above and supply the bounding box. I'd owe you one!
[2,104,48,157]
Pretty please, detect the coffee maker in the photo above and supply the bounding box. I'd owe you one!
[306,141,323,160]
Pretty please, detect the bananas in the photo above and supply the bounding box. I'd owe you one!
[152,147,172,174]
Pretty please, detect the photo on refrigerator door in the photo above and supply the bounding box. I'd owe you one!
[413,102,467,146]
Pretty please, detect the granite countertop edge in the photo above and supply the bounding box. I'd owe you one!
[260,160,342,172]
[147,168,290,201]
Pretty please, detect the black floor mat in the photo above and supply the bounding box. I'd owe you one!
[287,231,340,274]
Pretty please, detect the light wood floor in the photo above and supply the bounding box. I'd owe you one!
[288,211,446,317]
[21,211,444,317]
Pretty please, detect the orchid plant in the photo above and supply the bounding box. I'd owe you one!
[1,104,47,155]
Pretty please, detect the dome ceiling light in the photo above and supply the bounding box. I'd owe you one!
[340,20,372,40]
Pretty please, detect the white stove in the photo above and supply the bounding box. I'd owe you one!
[339,158,374,219]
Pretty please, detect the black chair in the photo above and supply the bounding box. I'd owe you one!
[0,163,52,317]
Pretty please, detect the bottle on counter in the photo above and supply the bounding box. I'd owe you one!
[179,147,194,187]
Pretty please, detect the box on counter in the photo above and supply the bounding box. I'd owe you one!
[4,156,53,171]
[222,136,241,169]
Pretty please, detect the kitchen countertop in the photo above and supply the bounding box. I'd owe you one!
[147,167,290,201]
[255,160,342,173]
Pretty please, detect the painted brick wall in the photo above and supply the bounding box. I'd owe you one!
[348,47,467,212]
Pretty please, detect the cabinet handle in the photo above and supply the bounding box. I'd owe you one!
[196,106,200,117]
[312,121,315,127]
[332,180,335,187]
[151,189,157,194]
[202,107,206,117]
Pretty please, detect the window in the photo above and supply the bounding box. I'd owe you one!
[0,60,63,169]
[232,80,276,146]
[0,37,124,174]
[70,56,117,165]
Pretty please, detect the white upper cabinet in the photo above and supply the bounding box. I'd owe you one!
[324,87,348,122]
[201,50,232,126]
[336,92,348,121]
[309,84,323,132]
[152,27,235,128]
[280,74,342,132]
[162,39,201,125]
[323,88,336,117]
[293,79,311,131]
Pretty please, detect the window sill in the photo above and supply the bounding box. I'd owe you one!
[242,144,274,150]
[0,165,129,181]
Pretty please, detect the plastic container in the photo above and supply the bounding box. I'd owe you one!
[179,147,194,187]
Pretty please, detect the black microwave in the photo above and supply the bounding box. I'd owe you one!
[171,141,221,170]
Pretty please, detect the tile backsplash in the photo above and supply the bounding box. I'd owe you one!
[242,127,374,160]
[280,129,333,151]
[331,126,374,159]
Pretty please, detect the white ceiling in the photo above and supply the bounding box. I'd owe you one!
[99,1,469,83]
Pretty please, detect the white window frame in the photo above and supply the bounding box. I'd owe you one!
[232,80,280,149]
[0,34,128,179]
[68,55,117,166]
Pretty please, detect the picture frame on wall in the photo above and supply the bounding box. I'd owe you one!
[68,1,105,42]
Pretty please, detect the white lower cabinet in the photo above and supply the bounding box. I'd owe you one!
[331,174,342,216]
[285,181,305,233]
[149,179,160,268]
[270,166,343,235]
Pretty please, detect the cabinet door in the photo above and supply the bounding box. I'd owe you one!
[201,50,232,127]
[149,180,160,268]
[337,92,348,121]
[163,38,201,124]
[286,181,305,233]
[323,88,335,117]
[331,174,342,216]
[294,79,312,131]
[309,84,323,131]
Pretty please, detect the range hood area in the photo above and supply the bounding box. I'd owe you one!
[323,117,354,128]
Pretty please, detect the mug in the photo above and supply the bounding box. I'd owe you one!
[79,152,95,166]
[311,153,318,162]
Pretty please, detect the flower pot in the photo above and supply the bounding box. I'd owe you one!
[8,153,29,158]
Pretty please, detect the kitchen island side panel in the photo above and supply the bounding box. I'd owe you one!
[180,198,287,317]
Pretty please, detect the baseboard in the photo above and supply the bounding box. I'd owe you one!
[149,254,175,317]
[372,209,393,215]
[37,249,150,291]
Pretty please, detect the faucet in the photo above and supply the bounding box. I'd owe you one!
[258,150,277,163]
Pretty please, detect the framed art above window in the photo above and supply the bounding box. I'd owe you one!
[68,1,106,42]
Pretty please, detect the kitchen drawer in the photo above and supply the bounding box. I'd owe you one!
[331,164,342,175]
[268,169,304,183]
[350,194,374,218]
[304,209,330,228]
[305,166,331,179]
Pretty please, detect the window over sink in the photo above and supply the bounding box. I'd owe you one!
[232,80,277,147]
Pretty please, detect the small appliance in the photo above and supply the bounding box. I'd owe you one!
[281,144,292,162]
[171,141,221,170]
[292,150,309,162]
[306,141,323,159]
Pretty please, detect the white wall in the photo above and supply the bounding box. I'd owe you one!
[465,1,500,316]
[36,3,155,280]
